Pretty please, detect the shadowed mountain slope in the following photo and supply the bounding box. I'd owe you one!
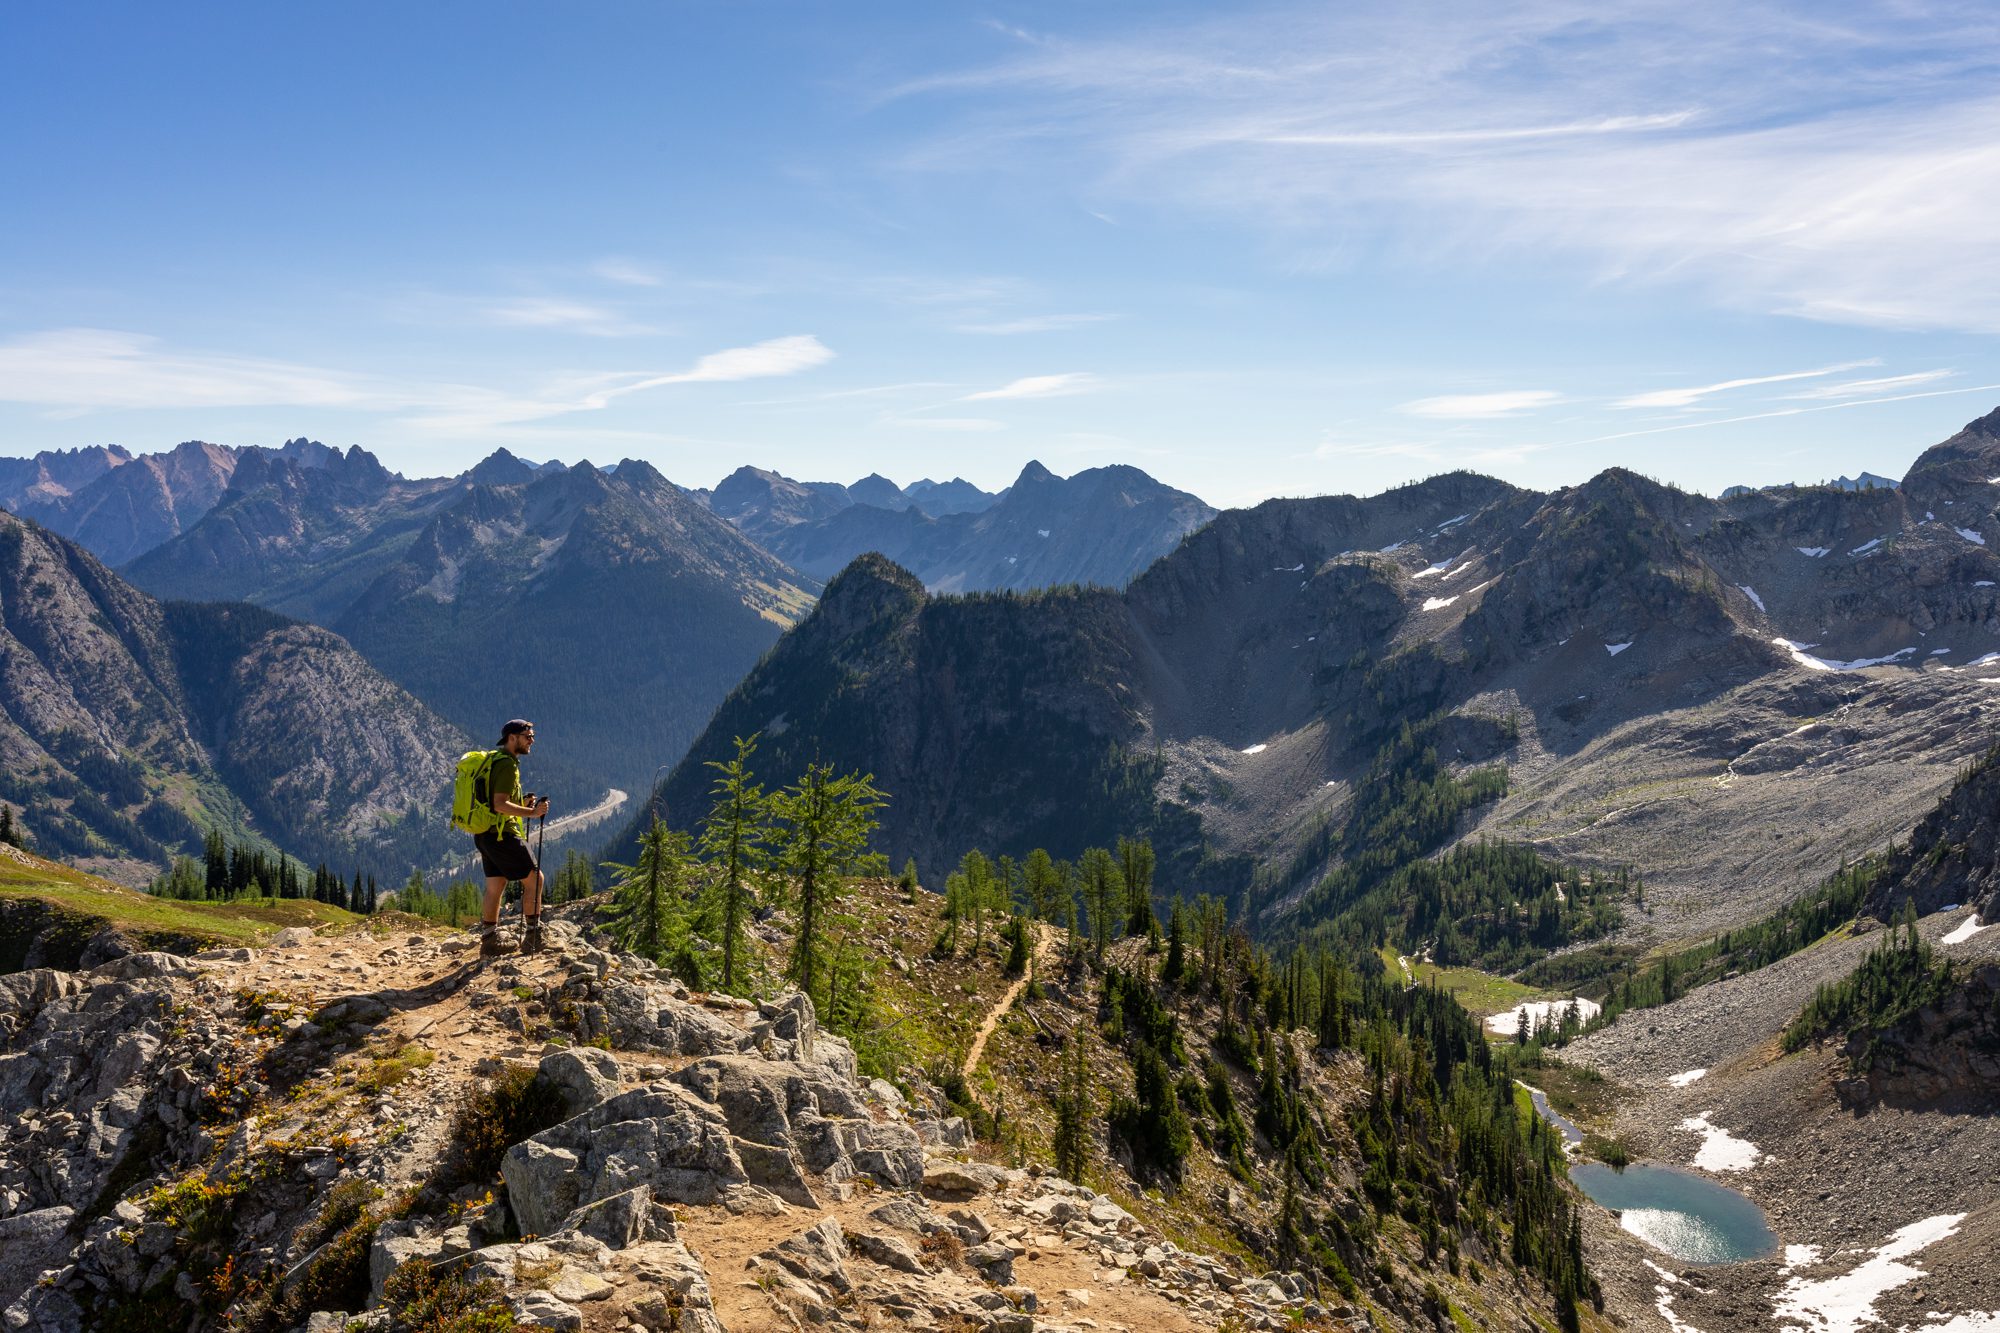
[637,411,2000,949]
[0,509,470,880]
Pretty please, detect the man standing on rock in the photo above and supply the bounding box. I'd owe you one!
[478,719,549,957]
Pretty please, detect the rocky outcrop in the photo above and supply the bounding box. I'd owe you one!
[1835,962,2000,1110]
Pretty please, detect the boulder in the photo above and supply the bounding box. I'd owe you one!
[922,1161,1007,1197]
[848,1229,928,1274]
[504,1087,747,1236]
[508,1289,583,1330]
[538,1047,624,1116]
[766,1219,852,1293]
[554,1185,671,1250]
[85,952,196,982]
[368,1219,446,1304]
[671,1055,923,1189]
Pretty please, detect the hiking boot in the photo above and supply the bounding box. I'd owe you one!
[479,930,516,959]
[521,925,544,956]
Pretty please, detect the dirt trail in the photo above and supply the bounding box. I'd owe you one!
[961,922,1054,1079]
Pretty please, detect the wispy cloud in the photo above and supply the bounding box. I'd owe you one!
[591,258,663,287]
[956,313,1120,335]
[962,372,1100,401]
[0,328,836,437]
[1544,381,2000,453]
[0,329,378,410]
[1400,390,1560,420]
[1781,369,1955,401]
[885,2,2000,332]
[1615,360,1879,409]
[481,298,655,337]
[884,416,1005,431]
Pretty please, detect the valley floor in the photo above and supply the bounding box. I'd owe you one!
[1561,909,2000,1333]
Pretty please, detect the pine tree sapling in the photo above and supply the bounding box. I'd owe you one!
[698,734,770,995]
[770,762,886,1009]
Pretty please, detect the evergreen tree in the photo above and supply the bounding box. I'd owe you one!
[1163,897,1187,984]
[1023,847,1060,921]
[1003,912,1031,978]
[1119,836,1157,937]
[606,816,696,964]
[204,828,228,896]
[0,803,18,849]
[769,762,886,1007]
[1052,1026,1094,1183]
[698,734,769,994]
[1080,845,1119,962]
[899,857,920,901]
[551,848,595,906]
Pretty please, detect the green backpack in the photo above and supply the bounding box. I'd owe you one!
[450,750,504,835]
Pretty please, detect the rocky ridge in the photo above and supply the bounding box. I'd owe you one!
[0,911,1347,1332]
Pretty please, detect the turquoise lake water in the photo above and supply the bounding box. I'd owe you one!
[1570,1162,1780,1264]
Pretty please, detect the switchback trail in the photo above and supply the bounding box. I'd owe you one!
[962,921,1055,1079]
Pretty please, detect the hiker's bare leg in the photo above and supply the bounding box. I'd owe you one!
[522,869,544,918]
[482,875,507,925]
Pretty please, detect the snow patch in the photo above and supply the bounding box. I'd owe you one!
[1004,555,1017,564]
[1643,1260,1705,1333]
[1976,581,1997,588]
[1942,914,1990,945]
[1737,585,1766,612]
[1435,513,1470,530]
[1485,997,1600,1038]
[1412,559,1453,579]
[1782,1244,1822,1272]
[1241,743,1268,756]
[1274,564,1305,572]
[1379,540,1405,553]
[1966,653,2000,668]
[1678,1112,1760,1172]
[1773,638,1917,672]
[1959,528,1987,546]
[1036,528,1050,538]
[1772,1213,1965,1333]
[1849,537,1884,555]
[1931,648,1953,656]
[1606,641,1633,656]
[1797,546,1831,557]
[1667,1068,1707,1088]
[1422,595,1460,611]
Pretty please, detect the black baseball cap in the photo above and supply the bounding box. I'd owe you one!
[500,719,534,738]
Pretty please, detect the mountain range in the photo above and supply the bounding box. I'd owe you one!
[706,459,1215,592]
[0,508,470,878]
[641,407,2000,952]
[0,437,1214,810]
[120,447,819,806]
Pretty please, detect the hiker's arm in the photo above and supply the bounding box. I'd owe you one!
[494,793,549,819]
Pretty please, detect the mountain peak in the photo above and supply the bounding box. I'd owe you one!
[1015,460,1057,486]
[466,448,537,488]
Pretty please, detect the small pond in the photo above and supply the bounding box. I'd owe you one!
[1519,1081,1780,1265]
[1570,1162,1780,1265]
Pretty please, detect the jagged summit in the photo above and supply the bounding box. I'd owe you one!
[465,447,539,488]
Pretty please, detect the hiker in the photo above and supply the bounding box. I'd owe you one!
[471,719,549,956]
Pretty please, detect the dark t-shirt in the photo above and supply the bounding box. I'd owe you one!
[487,752,526,838]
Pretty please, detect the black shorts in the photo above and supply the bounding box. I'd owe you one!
[473,830,537,881]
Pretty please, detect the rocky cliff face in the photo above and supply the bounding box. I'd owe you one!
[330,459,819,802]
[0,511,471,876]
[0,915,1345,1333]
[18,441,238,566]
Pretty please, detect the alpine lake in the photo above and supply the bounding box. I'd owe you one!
[1523,1084,1780,1265]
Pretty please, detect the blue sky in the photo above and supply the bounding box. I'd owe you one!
[3,2,1997,508]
